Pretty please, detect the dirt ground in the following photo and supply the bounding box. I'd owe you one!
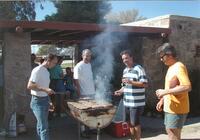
[0,115,200,140]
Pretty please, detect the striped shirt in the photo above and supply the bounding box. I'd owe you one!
[123,64,148,107]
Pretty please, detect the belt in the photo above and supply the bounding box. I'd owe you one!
[32,95,48,98]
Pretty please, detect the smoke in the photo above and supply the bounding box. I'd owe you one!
[92,31,115,103]
[81,28,127,104]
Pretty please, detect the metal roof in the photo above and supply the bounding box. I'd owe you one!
[0,20,171,45]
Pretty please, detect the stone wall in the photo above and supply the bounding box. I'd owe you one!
[128,15,200,115]
[125,15,200,70]
[142,37,164,110]
[168,16,200,115]
[3,32,35,129]
[169,15,200,69]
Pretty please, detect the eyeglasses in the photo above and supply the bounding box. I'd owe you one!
[160,54,167,60]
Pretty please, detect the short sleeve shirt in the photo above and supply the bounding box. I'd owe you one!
[29,65,50,97]
[164,61,191,114]
[123,64,148,107]
[73,61,95,96]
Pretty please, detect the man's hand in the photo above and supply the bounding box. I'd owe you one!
[27,81,55,96]
[45,88,55,96]
[49,102,55,112]
[122,78,131,85]
[156,99,164,112]
[114,90,123,96]
[156,89,168,99]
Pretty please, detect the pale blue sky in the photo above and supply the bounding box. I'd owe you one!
[111,1,200,18]
[35,1,200,21]
[35,1,56,21]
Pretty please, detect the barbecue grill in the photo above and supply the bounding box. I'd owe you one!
[66,98,116,140]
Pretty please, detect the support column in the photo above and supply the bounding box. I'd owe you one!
[3,32,35,131]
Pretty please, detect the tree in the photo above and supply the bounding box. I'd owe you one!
[37,45,58,55]
[45,1,111,23]
[105,9,146,24]
[37,45,75,58]
[0,1,35,20]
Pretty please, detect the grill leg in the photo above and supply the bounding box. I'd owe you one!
[78,122,81,140]
[97,128,100,140]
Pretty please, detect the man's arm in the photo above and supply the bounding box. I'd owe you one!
[122,78,148,88]
[156,98,164,112]
[122,66,148,88]
[114,87,124,96]
[27,81,55,95]
[74,79,80,97]
[156,85,191,99]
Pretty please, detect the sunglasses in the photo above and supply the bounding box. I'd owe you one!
[160,54,167,60]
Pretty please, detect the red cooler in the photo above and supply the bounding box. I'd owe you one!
[106,121,130,137]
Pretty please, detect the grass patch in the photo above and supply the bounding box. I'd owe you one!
[61,63,73,69]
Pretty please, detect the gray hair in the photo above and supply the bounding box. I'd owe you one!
[82,49,92,55]
[157,43,177,57]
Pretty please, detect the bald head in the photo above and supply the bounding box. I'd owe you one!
[82,49,92,63]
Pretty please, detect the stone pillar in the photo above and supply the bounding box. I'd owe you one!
[142,37,164,110]
[3,32,35,130]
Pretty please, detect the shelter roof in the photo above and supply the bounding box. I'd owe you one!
[0,20,170,45]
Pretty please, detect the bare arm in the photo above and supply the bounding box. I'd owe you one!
[114,87,124,96]
[156,98,164,112]
[74,79,80,97]
[168,85,191,95]
[122,78,148,88]
[156,85,191,99]
[27,81,55,96]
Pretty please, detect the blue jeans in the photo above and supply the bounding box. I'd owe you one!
[164,112,187,129]
[30,96,50,140]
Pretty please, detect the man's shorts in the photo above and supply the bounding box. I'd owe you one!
[125,107,144,126]
[164,112,187,129]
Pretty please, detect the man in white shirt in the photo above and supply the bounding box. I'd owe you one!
[74,49,95,98]
[27,54,57,140]
[73,49,95,138]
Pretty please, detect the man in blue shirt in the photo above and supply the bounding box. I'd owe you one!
[115,50,148,140]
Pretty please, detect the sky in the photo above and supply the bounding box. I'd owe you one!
[35,0,200,21]
[33,0,200,53]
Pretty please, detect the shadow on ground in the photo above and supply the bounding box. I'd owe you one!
[185,117,200,126]
[2,115,199,140]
